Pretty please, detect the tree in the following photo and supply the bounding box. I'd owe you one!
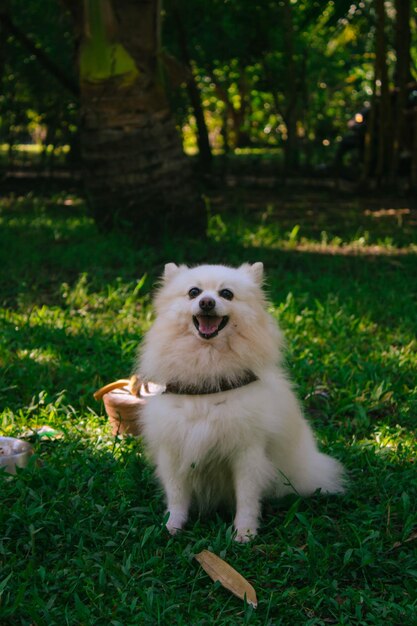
[361,0,416,186]
[170,0,212,169]
[374,0,392,181]
[66,0,203,237]
[0,0,79,169]
[391,0,412,180]
[3,0,416,187]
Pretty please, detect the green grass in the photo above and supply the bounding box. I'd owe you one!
[1,188,416,625]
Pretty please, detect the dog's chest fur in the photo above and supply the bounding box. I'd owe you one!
[144,387,263,471]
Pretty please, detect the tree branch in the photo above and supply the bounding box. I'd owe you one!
[0,11,79,97]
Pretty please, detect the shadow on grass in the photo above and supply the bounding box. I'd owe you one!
[0,314,138,411]
[1,191,416,309]
[1,190,416,432]
[223,186,417,245]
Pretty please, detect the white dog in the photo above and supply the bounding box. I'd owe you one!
[137,263,344,542]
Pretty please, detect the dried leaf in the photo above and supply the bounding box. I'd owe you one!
[93,379,131,401]
[21,425,63,441]
[390,530,417,551]
[195,549,257,608]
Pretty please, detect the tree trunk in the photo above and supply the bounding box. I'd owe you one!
[234,72,250,148]
[281,0,299,172]
[374,0,392,184]
[0,10,79,97]
[362,73,378,182]
[299,50,310,169]
[411,108,417,188]
[390,0,411,181]
[210,75,236,149]
[0,1,9,91]
[410,104,417,188]
[73,0,203,237]
[172,2,212,169]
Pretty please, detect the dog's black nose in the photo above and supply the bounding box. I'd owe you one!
[199,296,216,311]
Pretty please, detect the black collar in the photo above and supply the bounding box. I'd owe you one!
[164,370,258,395]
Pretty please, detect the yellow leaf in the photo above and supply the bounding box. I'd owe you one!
[93,379,131,401]
[195,550,258,608]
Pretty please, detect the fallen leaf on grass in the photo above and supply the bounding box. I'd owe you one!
[195,549,258,608]
[21,425,63,441]
[390,530,417,551]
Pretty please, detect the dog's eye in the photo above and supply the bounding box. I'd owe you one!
[188,287,202,299]
[219,288,234,300]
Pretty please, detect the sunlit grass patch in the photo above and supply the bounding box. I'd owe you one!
[209,211,417,255]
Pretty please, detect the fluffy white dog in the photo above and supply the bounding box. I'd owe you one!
[137,263,344,542]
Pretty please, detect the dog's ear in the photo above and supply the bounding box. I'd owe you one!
[241,262,264,285]
[163,263,180,282]
[251,262,264,284]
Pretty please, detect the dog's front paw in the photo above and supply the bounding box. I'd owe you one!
[166,521,182,536]
[234,527,257,543]
[165,509,187,536]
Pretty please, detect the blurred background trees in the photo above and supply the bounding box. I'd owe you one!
[1,0,416,226]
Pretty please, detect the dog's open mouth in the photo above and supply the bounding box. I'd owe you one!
[193,315,229,339]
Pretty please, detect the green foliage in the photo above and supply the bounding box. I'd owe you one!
[4,0,416,168]
[0,189,416,624]
[0,0,78,160]
[165,0,384,159]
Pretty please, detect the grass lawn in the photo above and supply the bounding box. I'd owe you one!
[0,186,416,625]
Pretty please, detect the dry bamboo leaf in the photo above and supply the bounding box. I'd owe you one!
[390,530,417,551]
[128,374,142,396]
[93,379,131,401]
[195,549,258,608]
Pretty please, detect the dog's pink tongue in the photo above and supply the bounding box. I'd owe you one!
[198,316,221,334]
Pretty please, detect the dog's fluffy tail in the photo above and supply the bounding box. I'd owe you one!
[299,450,346,495]
[274,423,346,497]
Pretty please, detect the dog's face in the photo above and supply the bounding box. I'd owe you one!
[154,263,266,343]
[140,262,283,384]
